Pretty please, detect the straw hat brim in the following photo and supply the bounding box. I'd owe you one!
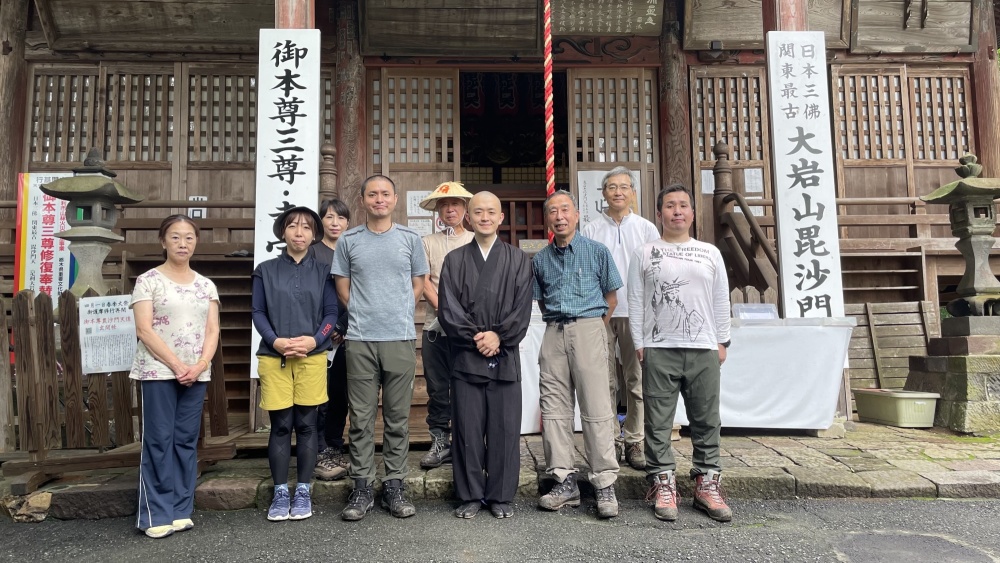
[418,185,474,211]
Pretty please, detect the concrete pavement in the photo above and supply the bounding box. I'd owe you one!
[3,421,1000,522]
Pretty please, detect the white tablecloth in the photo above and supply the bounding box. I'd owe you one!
[519,320,853,432]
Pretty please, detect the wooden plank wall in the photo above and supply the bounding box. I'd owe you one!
[845,301,939,395]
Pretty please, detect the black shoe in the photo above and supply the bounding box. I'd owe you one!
[341,479,374,521]
[538,474,581,511]
[454,501,482,519]
[420,434,452,468]
[381,479,416,518]
[490,502,514,519]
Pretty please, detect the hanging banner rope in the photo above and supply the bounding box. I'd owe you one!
[543,0,555,198]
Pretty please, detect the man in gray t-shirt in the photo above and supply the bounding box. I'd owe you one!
[332,175,430,521]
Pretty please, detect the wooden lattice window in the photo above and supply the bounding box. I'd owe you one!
[832,67,907,162]
[691,67,768,163]
[910,69,971,162]
[104,65,175,162]
[570,70,657,164]
[187,66,257,163]
[381,72,456,165]
[370,70,382,166]
[26,66,100,164]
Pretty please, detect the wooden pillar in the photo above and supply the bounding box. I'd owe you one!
[319,142,338,202]
[0,0,29,234]
[972,0,1000,176]
[762,0,808,32]
[334,0,367,204]
[658,7,692,192]
[275,0,315,29]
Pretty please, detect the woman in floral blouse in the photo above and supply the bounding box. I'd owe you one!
[129,214,220,539]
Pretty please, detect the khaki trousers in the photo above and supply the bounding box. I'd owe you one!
[606,317,644,443]
[539,317,619,489]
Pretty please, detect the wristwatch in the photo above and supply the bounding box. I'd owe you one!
[720,341,731,348]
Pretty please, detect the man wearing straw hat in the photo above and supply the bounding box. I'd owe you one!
[418,181,475,469]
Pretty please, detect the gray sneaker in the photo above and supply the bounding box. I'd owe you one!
[595,484,619,518]
[381,479,416,518]
[420,434,452,468]
[267,487,290,521]
[538,474,581,511]
[289,486,312,520]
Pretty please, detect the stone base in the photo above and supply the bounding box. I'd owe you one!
[940,316,1000,337]
[905,350,1000,435]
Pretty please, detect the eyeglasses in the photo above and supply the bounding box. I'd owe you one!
[604,184,633,193]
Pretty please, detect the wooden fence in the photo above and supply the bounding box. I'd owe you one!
[0,289,229,457]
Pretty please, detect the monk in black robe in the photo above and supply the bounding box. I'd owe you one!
[438,191,534,519]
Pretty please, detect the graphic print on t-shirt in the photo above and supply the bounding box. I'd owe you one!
[648,245,706,343]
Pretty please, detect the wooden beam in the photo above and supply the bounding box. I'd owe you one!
[659,6,693,191]
[335,0,367,202]
[0,0,28,223]
[0,296,13,452]
[32,0,59,47]
[276,0,315,29]
[972,0,1000,176]
[1,441,237,477]
[762,0,809,32]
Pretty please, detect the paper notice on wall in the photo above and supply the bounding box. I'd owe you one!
[79,295,137,374]
[408,218,434,236]
[407,191,433,217]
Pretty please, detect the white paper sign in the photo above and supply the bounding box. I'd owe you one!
[766,31,845,318]
[407,191,433,217]
[79,295,137,374]
[15,173,74,301]
[408,218,434,236]
[252,29,323,378]
[577,169,642,231]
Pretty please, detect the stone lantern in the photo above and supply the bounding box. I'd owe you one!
[920,154,1000,317]
[904,154,1000,434]
[40,149,144,297]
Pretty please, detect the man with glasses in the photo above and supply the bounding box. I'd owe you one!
[582,167,660,471]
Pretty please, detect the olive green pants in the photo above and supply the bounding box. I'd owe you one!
[642,347,722,478]
[345,340,416,483]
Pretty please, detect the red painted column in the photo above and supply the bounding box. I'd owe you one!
[762,0,808,32]
[275,0,314,29]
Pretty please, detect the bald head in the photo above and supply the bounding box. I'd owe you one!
[469,191,504,239]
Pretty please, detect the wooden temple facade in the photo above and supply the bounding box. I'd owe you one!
[1,0,999,438]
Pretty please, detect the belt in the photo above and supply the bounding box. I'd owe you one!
[546,317,578,328]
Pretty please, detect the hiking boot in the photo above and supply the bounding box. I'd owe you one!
[693,470,732,522]
[341,480,374,521]
[595,484,619,518]
[538,474,581,511]
[267,487,291,521]
[614,436,626,462]
[315,449,349,481]
[289,486,313,520]
[625,440,646,470]
[646,471,678,521]
[420,434,452,468]
[381,479,417,518]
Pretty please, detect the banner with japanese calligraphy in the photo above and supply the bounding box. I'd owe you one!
[79,295,137,374]
[253,29,322,378]
[766,31,844,318]
[14,173,75,301]
[553,0,664,36]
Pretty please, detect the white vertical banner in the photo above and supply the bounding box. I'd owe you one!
[252,29,323,378]
[766,31,845,318]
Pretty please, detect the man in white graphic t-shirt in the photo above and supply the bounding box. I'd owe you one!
[627,184,732,524]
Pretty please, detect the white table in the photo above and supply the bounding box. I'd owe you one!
[519,318,854,433]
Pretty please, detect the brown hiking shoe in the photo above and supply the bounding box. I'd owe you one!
[645,471,678,521]
[625,441,646,470]
[614,437,625,462]
[315,448,349,481]
[693,470,732,522]
[595,484,619,518]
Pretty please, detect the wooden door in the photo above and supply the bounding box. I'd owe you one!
[369,68,461,225]
[566,68,659,224]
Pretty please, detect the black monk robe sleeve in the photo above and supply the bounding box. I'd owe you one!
[438,253,482,348]
[491,250,534,348]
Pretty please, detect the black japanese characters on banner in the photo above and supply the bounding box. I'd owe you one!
[767,32,844,318]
